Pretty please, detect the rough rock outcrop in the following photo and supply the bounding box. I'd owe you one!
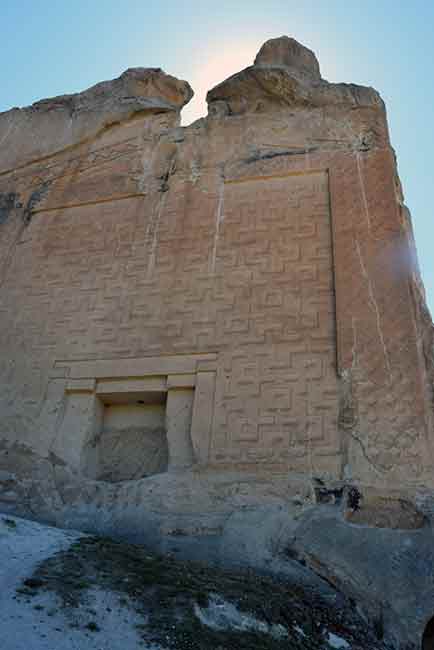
[208,35,381,112]
[254,36,322,79]
[0,68,192,174]
[1,36,434,649]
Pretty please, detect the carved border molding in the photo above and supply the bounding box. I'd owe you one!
[50,353,218,470]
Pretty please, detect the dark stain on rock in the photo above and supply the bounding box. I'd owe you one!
[0,192,18,226]
[244,146,318,165]
[23,182,51,225]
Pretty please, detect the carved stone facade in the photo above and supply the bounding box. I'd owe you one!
[0,36,433,507]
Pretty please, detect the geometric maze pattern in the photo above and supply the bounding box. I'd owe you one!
[209,172,339,471]
[2,128,428,483]
[0,159,340,475]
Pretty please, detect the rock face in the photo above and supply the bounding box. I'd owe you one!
[0,68,193,175]
[1,36,434,648]
[254,36,322,80]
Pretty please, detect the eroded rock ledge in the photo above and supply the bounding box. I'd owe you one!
[0,35,386,176]
[0,68,193,174]
[207,36,382,115]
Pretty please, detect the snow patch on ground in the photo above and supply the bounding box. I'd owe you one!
[0,514,165,650]
[194,592,288,640]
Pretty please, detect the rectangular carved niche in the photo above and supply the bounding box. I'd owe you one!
[84,390,169,482]
[52,354,217,479]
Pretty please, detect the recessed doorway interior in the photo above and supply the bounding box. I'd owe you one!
[83,390,168,482]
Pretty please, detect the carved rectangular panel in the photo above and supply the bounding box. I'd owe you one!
[210,171,340,471]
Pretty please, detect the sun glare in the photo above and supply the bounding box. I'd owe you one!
[180,37,342,126]
[181,40,259,125]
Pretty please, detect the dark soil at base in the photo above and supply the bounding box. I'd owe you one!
[17,535,390,650]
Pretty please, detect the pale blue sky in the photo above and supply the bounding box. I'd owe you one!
[1,1,433,311]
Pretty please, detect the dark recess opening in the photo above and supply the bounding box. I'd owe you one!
[423,617,434,650]
[82,391,169,482]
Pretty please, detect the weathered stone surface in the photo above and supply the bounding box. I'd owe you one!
[1,35,434,648]
[208,36,382,114]
[1,34,432,489]
[0,67,193,174]
[254,35,321,80]
[289,505,434,648]
[1,33,433,491]
[344,495,426,529]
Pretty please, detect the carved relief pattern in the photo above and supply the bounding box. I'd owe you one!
[209,173,339,470]
[0,159,340,472]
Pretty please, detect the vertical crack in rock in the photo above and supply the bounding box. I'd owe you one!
[145,144,178,279]
[146,190,167,281]
[210,173,225,273]
[356,151,372,232]
[338,369,358,479]
[349,430,386,476]
[350,316,358,372]
[355,239,391,376]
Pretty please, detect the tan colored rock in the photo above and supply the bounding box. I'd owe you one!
[1,34,433,491]
[254,35,321,80]
[1,45,434,647]
[208,36,381,113]
[0,67,193,174]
